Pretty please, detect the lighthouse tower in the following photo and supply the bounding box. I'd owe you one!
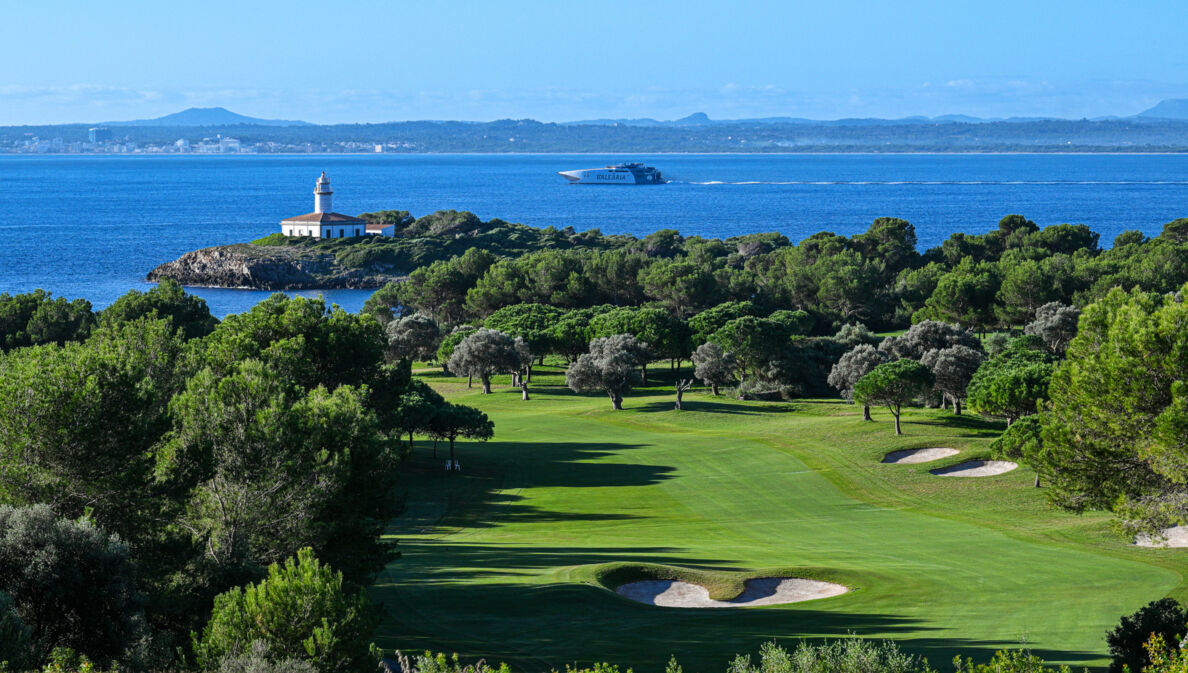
[314,171,333,213]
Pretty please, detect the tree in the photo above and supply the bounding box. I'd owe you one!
[639,260,716,317]
[1105,598,1188,673]
[833,322,879,348]
[193,548,381,673]
[0,317,187,547]
[483,303,563,367]
[398,248,496,323]
[880,320,981,360]
[1024,302,1081,355]
[427,403,494,467]
[853,359,935,435]
[100,279,218,340]
[966,346,1054,424]
[920,345,984,414]
[0,592,32,671]
[691,343,737,395]
[436,326,475,373]
[674,379,693,410]
[566,334,648,410]
[996,258,1056,326]
[360,282,403,326]
[0,290,95,351]
[158,359,400,587]
[447,329,529,394]
[385,313,441,362]
[710,316,786,381]
[991,414,1046,487]
[547,309,595,363]
[828,344,890,421]
[0,505,144,666]
[1035,285,1188,533]
[394,379,445,452]
[917,260,1000,331]
[687,301,757,345]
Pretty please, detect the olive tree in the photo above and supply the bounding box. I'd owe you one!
[566,334,649,410]
[0,505,144,666]
[920,345,985,414]
[1024,301,1081,355]
[853,360,935,435]
[447,328,529,394]
[384,313,441,363]
[827,344,889,421]
[880,320,981,360]
[691,342,737,395]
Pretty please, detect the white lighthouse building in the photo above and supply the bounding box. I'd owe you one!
[280,172,394,238]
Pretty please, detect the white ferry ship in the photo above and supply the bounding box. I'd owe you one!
[558,162,666,184]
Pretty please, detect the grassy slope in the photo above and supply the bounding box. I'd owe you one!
[371,364,1186,673]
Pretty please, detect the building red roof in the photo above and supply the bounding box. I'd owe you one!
[364,222,393,232]
[280,211,365,224]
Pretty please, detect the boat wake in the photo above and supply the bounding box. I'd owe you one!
[681,180,1188,186]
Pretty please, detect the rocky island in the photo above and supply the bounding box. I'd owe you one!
[147,209,622,290]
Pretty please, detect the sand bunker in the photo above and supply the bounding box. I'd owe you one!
[1135,526,1188,548]
[930,460,1018,477]
[883,448,960,464]
[616,577,847,608]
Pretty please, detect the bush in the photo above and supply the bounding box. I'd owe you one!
[0,591,32,670]
[193,548,381,673]
[251,233,290,246]
[1105,598,1188,673]
[953,649,1069,673]
[0,505,144,666]
[725,639,933,673]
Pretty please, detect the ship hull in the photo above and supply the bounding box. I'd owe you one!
[558,166,665,184]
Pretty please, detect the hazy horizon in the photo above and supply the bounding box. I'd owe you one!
[4,0,1187,126]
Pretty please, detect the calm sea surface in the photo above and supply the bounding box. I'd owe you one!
[3,153,1187,316]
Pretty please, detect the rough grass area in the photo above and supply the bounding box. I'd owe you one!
[371,361,1188,673]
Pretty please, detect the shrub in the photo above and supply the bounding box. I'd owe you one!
[953,650,1069,673]
[0,505,144,666]
[193,548,381,673]
[1105,598,1188,673]
[251,233,290,246]
[725,639,933,673]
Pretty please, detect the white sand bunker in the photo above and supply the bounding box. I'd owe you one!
[883,448,960,464]
[930,460,1018,477]
[616,577,847,608]
[1136,526,1188,548]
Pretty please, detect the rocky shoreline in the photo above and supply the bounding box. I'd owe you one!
[146,244,404,290]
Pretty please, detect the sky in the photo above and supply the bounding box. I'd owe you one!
[3,0,1187,125]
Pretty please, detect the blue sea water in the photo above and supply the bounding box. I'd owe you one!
[3,153,1188,317]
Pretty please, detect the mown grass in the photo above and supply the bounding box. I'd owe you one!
[371,362,1187,673]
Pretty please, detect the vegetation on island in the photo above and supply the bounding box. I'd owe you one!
[9,211,1188,672]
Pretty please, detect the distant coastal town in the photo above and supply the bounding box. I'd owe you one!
[5,128,409,154]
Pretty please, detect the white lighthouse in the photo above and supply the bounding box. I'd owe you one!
[313,171,333,213]
[279,172,394,238]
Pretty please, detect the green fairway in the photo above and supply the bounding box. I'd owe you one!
[371,365,1187,672]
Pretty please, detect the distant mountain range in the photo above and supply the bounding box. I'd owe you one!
[80,98,1188,129]
[102,107,311,127]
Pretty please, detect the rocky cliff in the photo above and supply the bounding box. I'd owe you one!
[146,244,403,289]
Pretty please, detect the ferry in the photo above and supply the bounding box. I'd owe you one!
[558,162,666,185]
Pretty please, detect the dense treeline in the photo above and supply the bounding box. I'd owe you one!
[371,214,1188,334]
[0,281,491,671]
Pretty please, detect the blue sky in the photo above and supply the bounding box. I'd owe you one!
[3,0,1187,124]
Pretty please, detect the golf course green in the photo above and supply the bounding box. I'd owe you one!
[372,364,1187,672]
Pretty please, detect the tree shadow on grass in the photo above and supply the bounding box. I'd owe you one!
[393,441,675,533]
[910,413,1006,437]
[372,573,1104,673]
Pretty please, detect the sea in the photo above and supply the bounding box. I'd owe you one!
[4,153,1188,317]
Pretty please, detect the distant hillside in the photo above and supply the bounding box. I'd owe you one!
[1137,99,1188,120]
[104,107,311,127]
